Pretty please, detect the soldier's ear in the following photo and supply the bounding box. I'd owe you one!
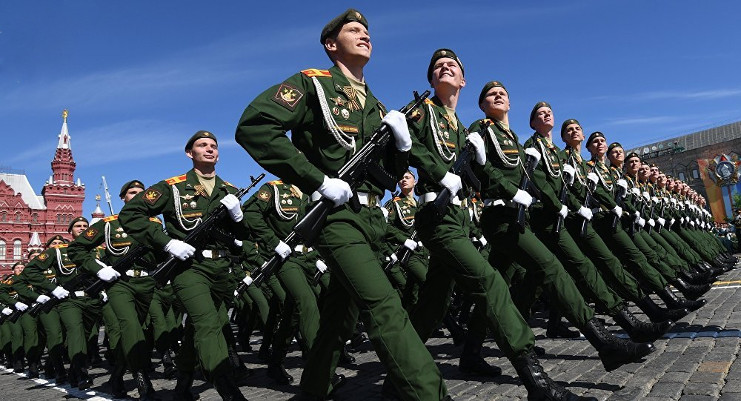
[324,38,337,53]
[460,76,466,89]
[185,149,194,160]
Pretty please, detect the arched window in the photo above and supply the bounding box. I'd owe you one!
[32,213,38,223]
[56,214,61,223]
[0,240,5,260]
[15,212,21,222]
[13,240,22,260]
[1,211,6,222]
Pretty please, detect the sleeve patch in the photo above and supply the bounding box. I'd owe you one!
[84,227,99,239]
[143,188,163,205]
[257,190,272,202]
[37,253,48,261]
[410,107,425,123]
[272,83,304,111]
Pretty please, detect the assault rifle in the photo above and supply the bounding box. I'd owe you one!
[580,173,598,238]
[84,243,152,296]
[235,90,430,295]
[554,165,576,235]
[517,148,542,233]
[151,173,265,287]
[612,181,628,232]
[647,195,656,235]
[24,272,93,319]
[383,231,418,272]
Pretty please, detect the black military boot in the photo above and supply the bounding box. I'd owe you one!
[338,344,355,366]
[27,360,40,379]
[636,295,688,323]
[680,268,710,285]
[511,350,597,401]
[12,349,24,373]
[172,370,198,401]
[108,359,128,399]
[657,286,706,311]
[581,317,654,372]
[227,343,252,383]
[257,341,271,363]
[73,354,93,390]
[162,348,176,379]
[267,346,293,385]
[670,278,710,301]
[212,374,248,401]
[459,333,502,377]
[442,310,466,346]
[546,309,582,339]
[613,306,675,343]
[134,371,161,400]
[51,350,68,385]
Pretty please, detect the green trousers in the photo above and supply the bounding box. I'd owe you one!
[148,284,178,354]
[273,254,321,359]
[57,297,102,361]
[410,203,535,359]
[108,277,155,371]
[101,301,120,354]
[632,231,679,280]
[651,230,691,272]
[481,206,594,328]
[300,205,447,401]
[38,307,64,362]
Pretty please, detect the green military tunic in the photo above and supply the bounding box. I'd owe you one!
[118,168,247,380]
[0,276,25,367]
[237,66,445,400]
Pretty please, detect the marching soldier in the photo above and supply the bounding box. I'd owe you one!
[236,9,449,400]
[119,131,249,400]
[0,263,28,374]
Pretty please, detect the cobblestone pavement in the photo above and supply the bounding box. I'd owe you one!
[3,259,741,400]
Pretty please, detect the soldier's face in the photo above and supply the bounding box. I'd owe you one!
[608,147,624,165]
[123,187,144,204]
[186,138,219,166]
[638,164,650,179]
[480,87,510,119]
[587,137,607,157]
[531,107,554,133]
[14,264,24,275]
[626,156,641,174]
[431,57,465,91]
[658,174,666,186]
[70,221,88,238]
[48,240,64,248]
[650,166,659,180]
[561,123,583,147]
[325,22,371,64]
[398,172,415,192]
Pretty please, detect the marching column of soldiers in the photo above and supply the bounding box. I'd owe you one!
[0,8,738,401]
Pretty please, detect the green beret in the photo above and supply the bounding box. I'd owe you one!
[185,130,217,151]
[478,81,507,106]
[529,101,552,129]
[560,119,581,137]
[586,131,605,147]
[625,151,640,161]
[45,234,67,248]
[11,261,24,269]
[427,48,464,83]
[119,180,145,198]
[649,163,658,168]
[608,142,623,152]
[320,9,368,44]
[67,216,88,233]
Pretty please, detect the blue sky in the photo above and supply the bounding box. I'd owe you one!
[2,1,740,217]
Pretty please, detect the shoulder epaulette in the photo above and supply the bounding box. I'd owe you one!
[268,180,283,186]
[586,160,595,166]
[301,69,331,78]
[165,174,188,185]
[223,181,236,188]
[423,98,435,106]
[52,244,69,249]
[103,215,118,222]
[149,217,162,224]
[393,197,402,201]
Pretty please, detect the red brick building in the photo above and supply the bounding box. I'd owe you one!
[0,110,85,273]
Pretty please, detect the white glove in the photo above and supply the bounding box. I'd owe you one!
[14,302,28,311]
[651,196,659,204]
[690,220,696,227]
[634,211,641,219]
[638,218,646,227]
[616,179,628,190]
[467,132,486,165]
[512,189,533,208]
[578,206,593,221]
[220,194,243,222]
[51,286,69,300]
[382,110,412,152]
[164,239,196,261]
[478,236,488,247]
[558,205,568,219]
[389,253,399,263]
[643,191,651,201]
[680,217,685,224]
[417,241,424,248]
[658,217,666,226]
[316,260,328,273]
[631,188,640,196]
[380,206,389,222]
[562,164,576,186]
[1,308,11,316]
[611,205,623,217]
[403,239,418,251]
[318,176,352,207]
[274,240,292,260]
[36,295,50,304]
[670,218,676,226]
[234,239,243,247]
[587,173,599,185]
[648,218,655,227]
[439,172,462,197]
[241,276,253,287]
[101,291,108,303]
[96,265,121,283]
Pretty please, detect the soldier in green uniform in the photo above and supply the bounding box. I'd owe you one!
[14,217,100,390]
[236,10,449,400]
[402,51,593,400]
[0,263,28,374]
[243,179,324,385]
[471,81,654,374]
[119,131,248,400]
[524,103,671,342]
[68,179,164,399]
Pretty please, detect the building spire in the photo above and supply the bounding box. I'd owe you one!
[57,109,71,150]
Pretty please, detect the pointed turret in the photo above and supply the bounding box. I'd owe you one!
[91,194,105,224]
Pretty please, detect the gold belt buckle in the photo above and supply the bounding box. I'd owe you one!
[133,270,141,278]
[369,194,378,207]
